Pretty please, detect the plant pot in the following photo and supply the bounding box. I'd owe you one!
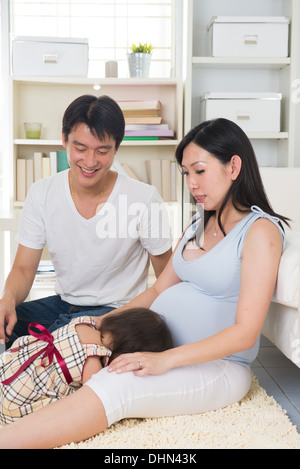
[127,53,152,78]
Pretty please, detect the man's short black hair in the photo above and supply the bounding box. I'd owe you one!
[62,94,125,149]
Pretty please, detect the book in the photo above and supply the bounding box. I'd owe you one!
[123,136,159,141]
[111,160,139,181]
[36,260,55,273]
[145,160,162,196]
[122,109,160,117]
[161,159,172,201]
[16,159,26,202]
[125,124,169,130]
[57,150,69,172]
[33,152,43,181]
[124,129,174,138]
[117,100,161,111]
[35,260,56,284]
[145,159,178,202]
[124,116,162,125]
[50,151,57,175]
[16,154,59,203]
[42,156,51,178]
[171,161,177,201]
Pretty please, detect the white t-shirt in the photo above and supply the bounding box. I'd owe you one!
[17,170,172,307]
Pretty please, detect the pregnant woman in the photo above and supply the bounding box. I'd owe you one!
[0,118,289,448]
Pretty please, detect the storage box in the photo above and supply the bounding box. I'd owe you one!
[12,36,88,76]
[201,92,282,133]
[207,17,290,57]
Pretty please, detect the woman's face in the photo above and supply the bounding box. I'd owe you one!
[181,142,238,212]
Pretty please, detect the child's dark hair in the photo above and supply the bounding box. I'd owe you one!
[100,308,174,361]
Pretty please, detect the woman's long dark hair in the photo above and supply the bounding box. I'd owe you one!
[175,118,290,234]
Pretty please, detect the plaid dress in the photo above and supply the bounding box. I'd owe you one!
[0,316,111,425]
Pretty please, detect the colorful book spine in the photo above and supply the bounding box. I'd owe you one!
[56,150,69,172]
[124,116,162,125]
[16,159,26,202]
[123,136,158,141]
[122,109,160,117]
[118,99,174,138]
[125,129,174,137]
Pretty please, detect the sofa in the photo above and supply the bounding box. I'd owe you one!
[260,167,300,368]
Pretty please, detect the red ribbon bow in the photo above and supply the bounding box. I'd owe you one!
[1,323,73,386]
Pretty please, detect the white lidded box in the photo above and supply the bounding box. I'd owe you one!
[12,36,88,76]
[207,17,290,57]
[201,92,282,133]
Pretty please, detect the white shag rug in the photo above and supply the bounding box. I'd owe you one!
[60,375,300,449]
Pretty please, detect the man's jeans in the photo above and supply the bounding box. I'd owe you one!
[7,295,115,349]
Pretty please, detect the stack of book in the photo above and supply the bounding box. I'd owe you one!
[16,151,69,202]
[34,260,56,284]
[117,99,175,140]
[32,260,56,297]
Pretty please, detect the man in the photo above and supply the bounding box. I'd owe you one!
[0,95,172,346]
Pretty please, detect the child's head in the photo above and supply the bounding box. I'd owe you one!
[100,308,173,361]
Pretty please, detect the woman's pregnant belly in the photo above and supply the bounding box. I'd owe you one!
[151,282,237,347]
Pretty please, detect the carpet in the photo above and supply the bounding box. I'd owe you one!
[59,375,300,449]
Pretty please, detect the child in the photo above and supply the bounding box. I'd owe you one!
[0,308,173,425]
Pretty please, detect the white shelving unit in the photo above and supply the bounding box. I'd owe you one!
[182,0,300,224]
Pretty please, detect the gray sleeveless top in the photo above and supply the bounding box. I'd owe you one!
[151,206,285,367]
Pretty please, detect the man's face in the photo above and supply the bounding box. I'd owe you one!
[62,122,117,189]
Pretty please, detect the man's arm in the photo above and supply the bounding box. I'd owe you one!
[0,244,43,343]
[149,248,172,278]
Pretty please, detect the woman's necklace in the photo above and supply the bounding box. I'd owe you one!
[213,212,246,238]
[212,223,217,237]
[69,171,107,218]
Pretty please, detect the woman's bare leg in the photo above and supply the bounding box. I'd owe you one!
[0,386,108,449]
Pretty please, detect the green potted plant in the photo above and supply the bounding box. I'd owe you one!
[127,42,153,78]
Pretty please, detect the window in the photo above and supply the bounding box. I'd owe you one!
[10,0,174,78]
[0,1,6,210]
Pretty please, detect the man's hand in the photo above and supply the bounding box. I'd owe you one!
[0,297,17,344]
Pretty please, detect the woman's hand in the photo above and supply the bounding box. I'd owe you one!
[108,350,172,377]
